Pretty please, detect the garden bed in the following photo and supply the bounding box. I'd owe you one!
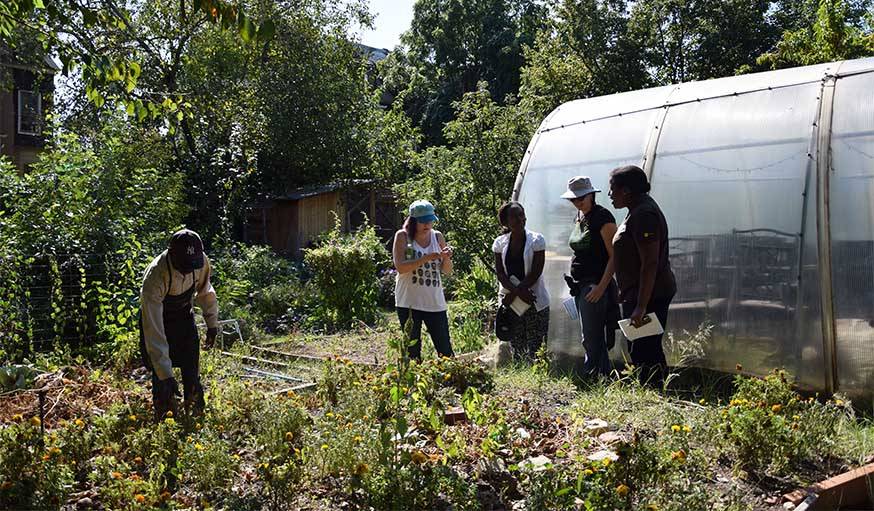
[1,333,872,510]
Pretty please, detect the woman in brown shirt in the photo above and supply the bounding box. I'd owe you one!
[608,165,676,386]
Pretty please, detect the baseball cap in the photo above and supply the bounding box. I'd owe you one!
[168,229,205,272]
[409,199,439,223]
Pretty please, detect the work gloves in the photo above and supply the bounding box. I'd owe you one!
[205,327,218,349]
[154,377,206,419]
[154,377,181,420]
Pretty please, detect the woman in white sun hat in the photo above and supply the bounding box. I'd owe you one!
[393,199,454,360]
[562,176,619,378]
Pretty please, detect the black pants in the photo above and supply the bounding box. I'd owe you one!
[622,294,673,387]
[139,312,202,403]
[397,308,454,360]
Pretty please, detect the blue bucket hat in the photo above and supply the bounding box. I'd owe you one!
[409,199,438,223]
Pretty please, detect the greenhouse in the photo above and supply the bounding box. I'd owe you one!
[513,56,874,396]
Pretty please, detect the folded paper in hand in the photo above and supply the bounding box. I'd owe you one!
[505,276,531,317]
[617,313,664,341]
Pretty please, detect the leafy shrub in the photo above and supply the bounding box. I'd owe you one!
[178,431,238,495]
[718,369,849,475]
[211,243,311,335]
[377,268,397,308]
[0,416,74,509]
[447,259,498,354]
[304,218,390,329]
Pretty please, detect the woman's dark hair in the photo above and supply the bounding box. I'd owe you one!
[498,201,525,234]
[609,165,651,195]
[403,216,418,240]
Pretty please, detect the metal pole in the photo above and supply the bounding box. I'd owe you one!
[816,75,838,395]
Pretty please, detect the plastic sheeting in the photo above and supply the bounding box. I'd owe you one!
[514,57,874,395]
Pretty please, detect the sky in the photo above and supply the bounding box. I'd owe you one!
[356,0,416,50]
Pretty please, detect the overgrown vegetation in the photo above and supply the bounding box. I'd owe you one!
[2,334,872,510]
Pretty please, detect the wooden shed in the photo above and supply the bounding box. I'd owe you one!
[243,181,401,258]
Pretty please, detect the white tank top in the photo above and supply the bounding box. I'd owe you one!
[395,231,447,312]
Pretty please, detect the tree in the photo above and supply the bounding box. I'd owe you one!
[0,0,274,116]
[628,0,775,84]
[397,83,535,272]
[381,0,547,145]
[519,0,647,118]
[754,0,874,70]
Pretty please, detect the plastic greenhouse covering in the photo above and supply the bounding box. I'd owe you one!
[513,57,874,396]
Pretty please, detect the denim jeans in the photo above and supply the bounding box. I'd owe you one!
[576,284,614,377]
[397,308,454,360]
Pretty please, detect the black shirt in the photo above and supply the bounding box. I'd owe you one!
[505,235,526,283]
[569,204,615,284]
[612,195,676,303]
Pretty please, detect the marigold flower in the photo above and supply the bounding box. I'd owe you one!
[671,425,681,432]
[835,399,845,406]
[285,432,294,442]
[616,484,630,496]
[134,494,146,503]
[602,457,612,467]
[194,443,204,451]
[11,414,23,421]
[411,451,427,464]
[682,425,692,433]
[74,419,85,427]
[353,462,370,476]
[165,411,173,418]
[670,449,686,461]
[160,491,171,501]
[30,417,41,427]
[354,436,363,443]
[771,404,783,413]
[111,471,123,479]
[129,415,137,421]
[583,469,593,476]
[321,444,329,450]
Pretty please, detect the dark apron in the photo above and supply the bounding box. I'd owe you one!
[139,258,200,387]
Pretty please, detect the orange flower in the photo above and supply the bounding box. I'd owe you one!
[134,494,146,503]
[771,404,783,413]
[411,451,427,464]
[111,471,123,480]
[616,484,630,496]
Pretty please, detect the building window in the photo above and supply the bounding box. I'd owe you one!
[18,90,42,136]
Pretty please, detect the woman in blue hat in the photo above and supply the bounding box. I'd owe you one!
[392,200,455,359]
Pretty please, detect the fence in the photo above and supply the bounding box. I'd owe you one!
[0,253,140,355]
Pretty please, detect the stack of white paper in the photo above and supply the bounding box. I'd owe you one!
[617,313,664,341]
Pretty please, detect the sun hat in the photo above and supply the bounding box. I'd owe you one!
[409,199,438,223]
[560,176,600,200]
